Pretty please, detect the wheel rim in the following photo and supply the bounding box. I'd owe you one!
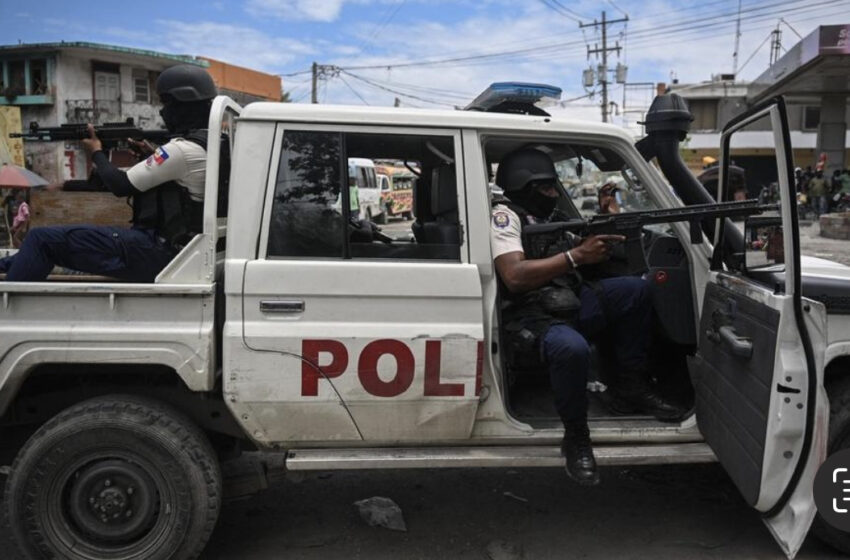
[66,459,159,544]
[41,448,179,557]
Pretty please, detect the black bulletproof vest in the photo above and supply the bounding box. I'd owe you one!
[132,130,212,245]
[132,183,202,246]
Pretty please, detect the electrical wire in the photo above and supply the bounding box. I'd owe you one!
[341,70,457,106]
[337,74,371,105]
[338,0,822,71]
[277,0,793,78]
[607,0,629,18]
[536,0,582,23]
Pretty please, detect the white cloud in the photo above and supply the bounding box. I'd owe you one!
[153,20,316,72]
[246,0,347,22]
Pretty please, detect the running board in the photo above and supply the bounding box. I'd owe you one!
[285,443,716,471]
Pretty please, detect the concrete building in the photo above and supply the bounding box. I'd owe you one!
[666,24,850,192]
[0,42,282,182]
[0,42,281,230]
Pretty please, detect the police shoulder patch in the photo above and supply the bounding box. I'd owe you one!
[493,211,511,229]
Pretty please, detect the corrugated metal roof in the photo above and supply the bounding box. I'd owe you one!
[0,41,208,66]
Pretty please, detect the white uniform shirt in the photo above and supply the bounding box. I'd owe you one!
[491,203,525,259]
[126,138,207,202]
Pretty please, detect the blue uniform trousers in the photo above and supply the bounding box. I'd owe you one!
[0,225,174,282]
[542,276,651,423]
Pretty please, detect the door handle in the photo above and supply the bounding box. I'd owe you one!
[718,325,752,359]
[260,300,305,313]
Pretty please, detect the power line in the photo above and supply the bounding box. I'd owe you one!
[336,0,815,71]
[607,0,629,18]
[277,0,797,77]
[337,74,371,105]
[341,70,456,107]
[536,0,582,23]
[550,0,586,20]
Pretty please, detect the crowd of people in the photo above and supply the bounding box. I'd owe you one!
[796,165,850,216]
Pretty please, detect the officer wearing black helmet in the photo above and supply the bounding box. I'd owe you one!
[0,64,216,282]
[491,148,683,486]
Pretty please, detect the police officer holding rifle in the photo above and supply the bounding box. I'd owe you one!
[0,64,216,282]
[491,148,684,486]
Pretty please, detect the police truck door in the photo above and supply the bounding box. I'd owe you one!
[234,124,484,445]
[691,97,828,558]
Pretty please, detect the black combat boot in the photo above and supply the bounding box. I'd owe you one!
[612,372,686,422]
[561,421,600,486]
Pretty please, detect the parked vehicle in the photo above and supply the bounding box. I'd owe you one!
[2,87,850,560]
[349,157,384,222]
[376,161,416,223]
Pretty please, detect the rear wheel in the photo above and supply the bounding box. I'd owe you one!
[4,395,221,560]
[812,374,850,555]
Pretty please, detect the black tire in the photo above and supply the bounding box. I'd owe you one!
[4,395,221,560]
[375,206,388,225]
[813,375,850,555]
[402,211,412,221]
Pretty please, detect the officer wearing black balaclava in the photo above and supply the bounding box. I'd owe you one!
[0,64,216,282]
[491,148,684,487]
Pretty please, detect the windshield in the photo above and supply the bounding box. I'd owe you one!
[554,155,657,217]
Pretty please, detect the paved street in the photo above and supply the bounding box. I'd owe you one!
[801,220,850,266]
[198,462,841,560]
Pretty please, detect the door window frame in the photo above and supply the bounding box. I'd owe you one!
[716,96,819,520]
[258,123,469,263]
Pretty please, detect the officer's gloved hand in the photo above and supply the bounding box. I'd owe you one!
[349,218,392,244]
[349,218,376,243]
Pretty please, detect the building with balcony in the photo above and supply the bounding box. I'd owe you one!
[0,41,282,182]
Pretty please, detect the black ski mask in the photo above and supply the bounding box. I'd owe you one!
[505,184,558,220]
[159,100,212,133]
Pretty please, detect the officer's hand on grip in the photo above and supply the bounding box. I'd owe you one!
[81,124,102,155]
[571,234,626,266]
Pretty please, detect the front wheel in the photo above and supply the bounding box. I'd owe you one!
[4,395,222,560]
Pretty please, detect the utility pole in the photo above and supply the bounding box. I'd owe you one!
[311,62,318,104]
[769,23,783,66]
[581,11,628,123]
[310,63,340,104]
[732,0,743,76]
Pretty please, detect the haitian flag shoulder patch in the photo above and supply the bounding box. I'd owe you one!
[146,146,170,167]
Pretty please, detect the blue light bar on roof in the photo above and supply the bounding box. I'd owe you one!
[465,82,562,115]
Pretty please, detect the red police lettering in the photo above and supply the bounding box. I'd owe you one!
[423,340,464,396]
[357,339,415,397]
[301,339,348,396]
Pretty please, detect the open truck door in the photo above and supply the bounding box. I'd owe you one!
[691,97,828,558]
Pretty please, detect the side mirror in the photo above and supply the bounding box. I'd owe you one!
[744,216,785,272]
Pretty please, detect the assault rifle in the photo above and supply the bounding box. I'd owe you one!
[522,199,779,278]
[10,119,172,149]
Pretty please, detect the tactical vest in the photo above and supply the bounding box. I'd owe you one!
[493,199,582,359]
[132,129,230,247]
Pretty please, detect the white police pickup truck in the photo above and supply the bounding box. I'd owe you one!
[1,85,848,560]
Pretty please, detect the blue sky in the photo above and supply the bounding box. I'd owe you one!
[3,0,847,124]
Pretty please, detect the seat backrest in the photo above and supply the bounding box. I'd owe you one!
[415,165,458,246]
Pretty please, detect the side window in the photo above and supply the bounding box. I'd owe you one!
[268,130,344,258]
[267,129,461,262]
[720,112,786,277]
